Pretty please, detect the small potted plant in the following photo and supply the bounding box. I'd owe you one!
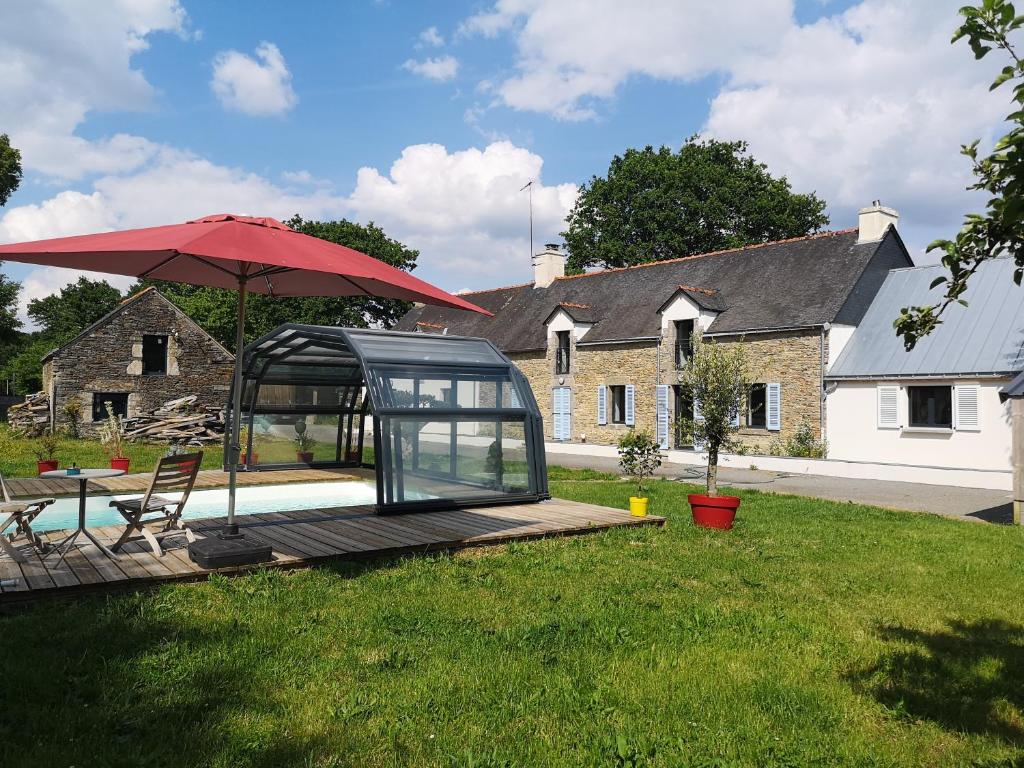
[32,431,61,474]
[617,429,663,516]
[99,401,130,472]
[678,328,752,529]
[295,419,314,463]
[238,425,258,466]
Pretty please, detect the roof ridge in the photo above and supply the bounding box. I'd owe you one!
[455,280,535,296]
[554,228,859,283]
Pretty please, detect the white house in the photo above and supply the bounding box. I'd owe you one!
[825,258,1024,478]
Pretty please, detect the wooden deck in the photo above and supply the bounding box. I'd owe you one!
[0,499,664,605]
[5,467,367,498]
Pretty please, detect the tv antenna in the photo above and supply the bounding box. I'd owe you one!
[520,179,534,265]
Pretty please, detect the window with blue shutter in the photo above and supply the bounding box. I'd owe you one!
[597,385,607,425]
[766,382,781,432]
[625,385,635,426]
[656,385,669,449]
[552,387,571,440]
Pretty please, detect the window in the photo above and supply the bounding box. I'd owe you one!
[142,334,168,375]
[908,385,952,428]
[674,319,694,366]
[610,385,627,424]
[555,330,571,374]
[92,392,128,422]
[748,383,767,428]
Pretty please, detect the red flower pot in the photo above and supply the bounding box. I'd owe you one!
[241,452,259,466]
[36,460,58,475]
[688,494,741,530]
[110,457,131,472]
[297,451,314,464]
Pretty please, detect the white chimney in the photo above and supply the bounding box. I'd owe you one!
[533,243,565,288]
[857,200,898,243]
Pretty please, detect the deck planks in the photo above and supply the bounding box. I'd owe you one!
[0,498,663,603]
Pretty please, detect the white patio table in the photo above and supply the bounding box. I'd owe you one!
[41,468,125,565]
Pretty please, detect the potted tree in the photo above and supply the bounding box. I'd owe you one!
[295,419,314,463]
[99,402,130,472]
[32,431,61,474]
[617,429,663,516]
[678,329,752,529]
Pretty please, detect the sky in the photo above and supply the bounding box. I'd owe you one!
[0,0,1011,329]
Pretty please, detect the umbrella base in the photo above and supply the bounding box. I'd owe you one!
[188,534,273,568]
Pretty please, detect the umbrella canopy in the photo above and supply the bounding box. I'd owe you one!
[0,213,490,310]
[0,214,491,551]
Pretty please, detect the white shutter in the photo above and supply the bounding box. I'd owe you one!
[730,395,741,428]
[766,383,781,432]
[552,387,571,441]
[656,385,669,449]
[876,385,899,428]
[625,385,636,426]
[693,396,705,450]
[597,385,607,425]
[954,384,981,431]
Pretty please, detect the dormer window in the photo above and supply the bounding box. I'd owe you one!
[674,319,694,366]
[555,330,571,374]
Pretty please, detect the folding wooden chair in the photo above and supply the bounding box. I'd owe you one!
[109,452,203,557]
[0,472,55,562]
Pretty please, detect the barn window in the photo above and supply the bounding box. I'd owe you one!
[142,334,168,375]
[92,393,128,422]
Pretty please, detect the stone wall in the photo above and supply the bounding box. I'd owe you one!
[48,289,234,436]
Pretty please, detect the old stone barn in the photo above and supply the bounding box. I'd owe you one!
[42,288,234,435]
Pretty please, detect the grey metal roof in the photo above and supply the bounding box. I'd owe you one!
[395,228,911,351]
[827,258,1024,379]
[1000,368,1024,400]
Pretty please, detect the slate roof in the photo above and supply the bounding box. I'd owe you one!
[395,228,911,352]
[827,258,1024,379]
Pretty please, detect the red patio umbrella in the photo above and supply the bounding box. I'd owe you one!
[0,214,491,562]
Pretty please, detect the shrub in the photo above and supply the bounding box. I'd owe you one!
[768,421,827,459]
[98,402,126,459]
[61,398,83,439]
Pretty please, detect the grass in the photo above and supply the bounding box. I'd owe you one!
[0,424,225,479]
[2,470,1024,766]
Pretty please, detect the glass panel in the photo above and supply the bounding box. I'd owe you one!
[908,386,952,428]
[383,417,533,506]
[347,330,505,365]
[375,369,523,410]
[256,383,351,409]
[249,413,342,465]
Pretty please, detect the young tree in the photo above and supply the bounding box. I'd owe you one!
[678,329,753,496]
[895,1,1024,349]
[140,217,420,347]
[27,277,123,339]
[563,137,829,272]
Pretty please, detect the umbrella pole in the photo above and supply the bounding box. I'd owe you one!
[223,277,248,538]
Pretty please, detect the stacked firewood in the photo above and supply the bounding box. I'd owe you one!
[122,395,225,445]
[6,392,50,437]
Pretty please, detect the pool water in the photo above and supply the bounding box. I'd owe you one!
[31,481,386,533]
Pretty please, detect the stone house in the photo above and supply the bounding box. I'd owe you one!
[42,287,234,434]
[395,203,912,454]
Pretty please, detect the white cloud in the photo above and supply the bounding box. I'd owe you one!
[346,141,577,286]
[0,0,188,180]
[417,26,445,48]
[402,55,460,82]
[459,0,791,120]
[211,41,298,116]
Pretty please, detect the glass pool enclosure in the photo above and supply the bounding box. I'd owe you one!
[229,325,549,514]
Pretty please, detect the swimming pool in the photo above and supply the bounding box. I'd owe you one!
[30,481,389,533]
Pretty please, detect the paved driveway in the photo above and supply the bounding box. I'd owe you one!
[547,453,1015,524]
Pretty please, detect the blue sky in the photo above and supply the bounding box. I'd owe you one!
[0,0,1008,326]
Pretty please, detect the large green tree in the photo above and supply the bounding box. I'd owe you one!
[140,217,419,348]
[0,133,23,351]
[27,277,124,339]
[895,1,1024,349]
[0,133,21,207]
[562,137,829,271]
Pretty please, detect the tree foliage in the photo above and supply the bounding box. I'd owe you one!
[0,133,21,207]
[895,0,1024,349]
[27,277,123,339]
[677,329,753,496]
[562,137,829,271]
[141,217,419,348]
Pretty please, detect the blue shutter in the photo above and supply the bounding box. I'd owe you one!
[730,395,741,428]
[656,385,669,449]
[509,384,521,409]
[693,396,705,450]
[597,385,607,425]
[625,385,635,426]
[552,387,571,441]
[767,382,781,432]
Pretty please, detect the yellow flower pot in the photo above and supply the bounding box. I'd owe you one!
[629,496,649,517]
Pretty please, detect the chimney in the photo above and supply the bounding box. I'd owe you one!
[857,200,898,243]
[533,243,565,288]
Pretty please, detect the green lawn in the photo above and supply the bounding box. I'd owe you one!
[1,471,1023,766]
[0,424,225,479]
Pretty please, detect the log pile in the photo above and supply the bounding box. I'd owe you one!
[122,395,225,445]
[6,392,50,437]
